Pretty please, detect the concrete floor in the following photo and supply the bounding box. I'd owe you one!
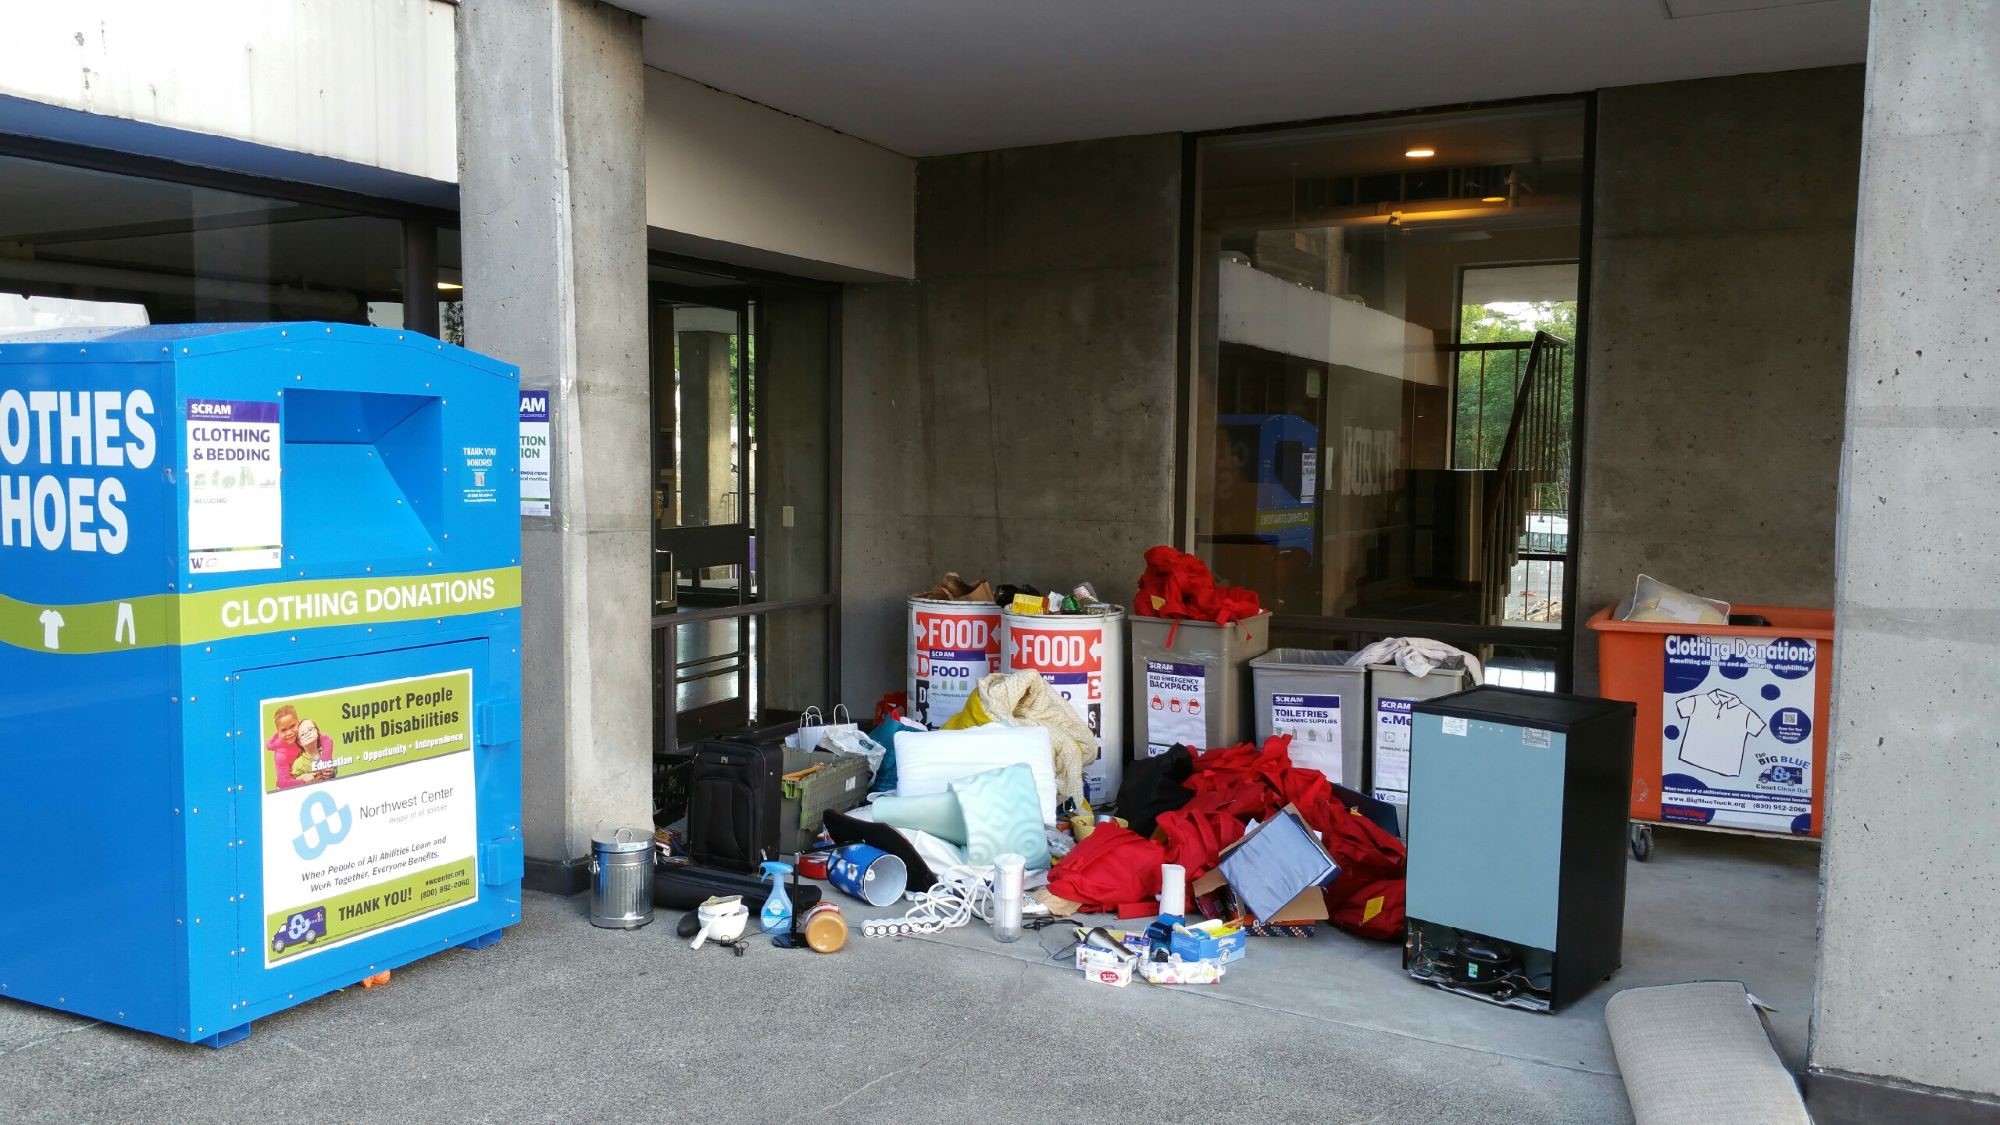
[0,827,1817,1124]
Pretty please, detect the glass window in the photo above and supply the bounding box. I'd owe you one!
[1191,101,1586,667]
[0,152,412,333]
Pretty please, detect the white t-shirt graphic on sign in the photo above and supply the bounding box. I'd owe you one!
[1674,689,1766,777]
[38,609,64,650]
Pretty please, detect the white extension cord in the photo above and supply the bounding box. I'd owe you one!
[861,865,1050,938]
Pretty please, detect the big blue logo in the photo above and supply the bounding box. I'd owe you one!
[293,790,353,860]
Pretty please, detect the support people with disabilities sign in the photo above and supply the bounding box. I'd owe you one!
[260,669,479,965]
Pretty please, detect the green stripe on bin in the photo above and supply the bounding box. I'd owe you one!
[0,567,521,655]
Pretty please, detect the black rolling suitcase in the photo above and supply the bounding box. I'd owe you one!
[685,737,784,873]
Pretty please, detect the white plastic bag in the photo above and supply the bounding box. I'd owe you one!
[786,705,858,751]
[819,725,888,781]
[1622,575,1729,625]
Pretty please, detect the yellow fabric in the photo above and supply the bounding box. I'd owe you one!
[942,692,992,731]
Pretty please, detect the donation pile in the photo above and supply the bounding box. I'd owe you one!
[640,553,1404,996]
[1039,734,1407,942]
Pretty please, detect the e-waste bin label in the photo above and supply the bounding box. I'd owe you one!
[185,399,282,574]
[1271,693,1344,783]
[1144,659,1206,757]
[913,610,998,726]
[1373,697,1413,806]
[1659,634,1817,834]
[519,390,550,517]
[260,669,479,965]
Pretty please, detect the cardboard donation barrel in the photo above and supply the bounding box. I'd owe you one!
[1367,657,1475,836]
[907,595,1002,728]
[1250,649,1363,788]
[1129,612,1272,758]
[1000,606,1128,805]
[0,324,525,1048]
[1589,604,1834,841]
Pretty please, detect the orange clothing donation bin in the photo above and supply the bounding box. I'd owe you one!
[1587,605,1833,860]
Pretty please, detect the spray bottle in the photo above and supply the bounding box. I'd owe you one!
[759,860,794,933]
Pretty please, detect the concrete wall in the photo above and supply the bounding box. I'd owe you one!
[1809,1,2000,1117]
[644,68,916,280]
[839,134,1182,705]
[1574,67,1863,690]
[0,0,456,182]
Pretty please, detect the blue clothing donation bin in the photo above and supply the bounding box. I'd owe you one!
[0,324,524,1047]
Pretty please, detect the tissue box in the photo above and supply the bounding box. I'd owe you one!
[1139,955,1226,986]
[1171,920,1247,964]
[1076,945,1134,988]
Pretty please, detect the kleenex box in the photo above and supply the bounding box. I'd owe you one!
[1171,919,1248,964]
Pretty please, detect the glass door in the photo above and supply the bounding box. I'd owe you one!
[653,291,756,742]
[647,265,839,772]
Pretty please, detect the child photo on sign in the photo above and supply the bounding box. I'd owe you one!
[290,718,340,785]
[268,705,338,790]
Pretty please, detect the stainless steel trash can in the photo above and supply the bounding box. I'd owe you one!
[590,828,656,929]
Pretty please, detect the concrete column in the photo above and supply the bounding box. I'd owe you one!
[1810,2,2000,1120]
[457,0,651,887]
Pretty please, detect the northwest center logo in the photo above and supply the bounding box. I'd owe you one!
[293,791,353,860]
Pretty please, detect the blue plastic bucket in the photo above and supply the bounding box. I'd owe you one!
[827,844,908,907]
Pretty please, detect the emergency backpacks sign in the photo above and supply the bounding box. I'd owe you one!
[1660,634,1817,834]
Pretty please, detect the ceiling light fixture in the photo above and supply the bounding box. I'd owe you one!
[1405,147,1435,159]
[436,281,463,291]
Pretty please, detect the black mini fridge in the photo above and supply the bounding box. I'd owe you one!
[1402,686,1635,1011]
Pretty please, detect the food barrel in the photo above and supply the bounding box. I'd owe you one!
[907,596,1003,728]
[1000,606,1128,805]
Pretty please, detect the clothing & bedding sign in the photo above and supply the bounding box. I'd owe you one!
[1660,634,1816,834]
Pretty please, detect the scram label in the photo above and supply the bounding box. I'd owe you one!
[0,389,157,555]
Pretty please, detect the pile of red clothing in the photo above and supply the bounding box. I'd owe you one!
[1046,734,1408,940]
[1133,546,1261,626]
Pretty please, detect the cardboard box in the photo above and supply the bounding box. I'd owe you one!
[1245,922,1318,938]
[1076,945,1134,988]
[1139,955,1226,985]
[1171,919,1248,964]
[780,748,872,853]
[1191,804,1337,925]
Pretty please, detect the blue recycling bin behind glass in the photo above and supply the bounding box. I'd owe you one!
[0,324,523,1047]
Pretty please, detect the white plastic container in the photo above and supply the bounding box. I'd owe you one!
[906,596,1003,728]
[1000,605,1128,806]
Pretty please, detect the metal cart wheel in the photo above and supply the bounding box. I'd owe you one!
[1630,823,1654,862]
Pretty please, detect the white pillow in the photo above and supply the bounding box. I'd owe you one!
[892,726,1059,826]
